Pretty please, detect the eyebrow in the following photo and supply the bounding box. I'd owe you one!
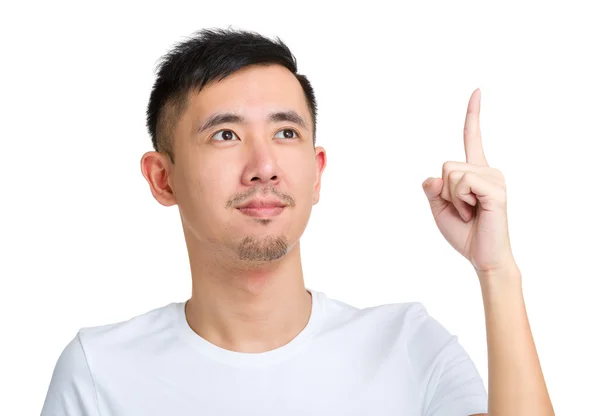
[197,110,309,134]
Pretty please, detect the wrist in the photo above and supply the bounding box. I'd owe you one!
[478,263,523,299]
[476,258,520,279]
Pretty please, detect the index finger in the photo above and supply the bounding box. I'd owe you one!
[464,88,488,166]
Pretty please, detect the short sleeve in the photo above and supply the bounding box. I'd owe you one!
[40,332,100,416]
[406,303,488,416]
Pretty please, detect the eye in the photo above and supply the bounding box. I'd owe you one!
[274,129,299,139]
[211,129,240,141]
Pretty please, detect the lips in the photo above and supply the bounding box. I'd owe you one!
[236,199,287,209]
[236,198,287,218]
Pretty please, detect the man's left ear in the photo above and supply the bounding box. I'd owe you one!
[312,146,327,205]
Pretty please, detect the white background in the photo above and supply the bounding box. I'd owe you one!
[1,0,599,414]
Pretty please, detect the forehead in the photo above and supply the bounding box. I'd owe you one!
[186,64,311,124]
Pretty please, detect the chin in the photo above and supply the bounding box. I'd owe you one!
[235,234,290,262]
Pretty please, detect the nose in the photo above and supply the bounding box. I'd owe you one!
[241,139,282,187]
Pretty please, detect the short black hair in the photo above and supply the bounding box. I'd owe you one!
[146,27,318,164]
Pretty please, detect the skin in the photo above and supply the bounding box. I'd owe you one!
[140,64,326,353]
[140,65,553,413]
[422,89,554,415]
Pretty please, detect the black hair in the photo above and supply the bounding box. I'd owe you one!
[146,27,318,164]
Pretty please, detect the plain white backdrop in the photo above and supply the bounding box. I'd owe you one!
[1,0,598,414]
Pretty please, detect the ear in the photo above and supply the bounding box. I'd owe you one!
[312,146,327,204]
[140,151,177,207]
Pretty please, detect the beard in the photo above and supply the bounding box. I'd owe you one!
[236,234,289,262]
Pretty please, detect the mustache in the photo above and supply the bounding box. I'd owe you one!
[226,186,296,208]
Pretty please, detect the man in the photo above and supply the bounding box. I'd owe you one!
[41,28,554,415]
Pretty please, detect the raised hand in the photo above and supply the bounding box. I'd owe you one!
[422,89,517,277]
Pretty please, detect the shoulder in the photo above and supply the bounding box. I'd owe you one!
[41,332,99,415]
[76,301,179,350]
[320,289,427,320]
[41,301,181,414]
[320,291,435,343]
[50,332,91,379]
[352,298,432,333]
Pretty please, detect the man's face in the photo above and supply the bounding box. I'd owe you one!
[169,64,326,262]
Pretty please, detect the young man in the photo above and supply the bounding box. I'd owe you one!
[41,28,554,415]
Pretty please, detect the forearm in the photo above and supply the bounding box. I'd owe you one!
[478,266,554,415]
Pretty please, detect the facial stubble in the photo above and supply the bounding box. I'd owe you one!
[237,233,289,261]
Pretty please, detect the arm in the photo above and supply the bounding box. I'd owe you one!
[407,303,488,416]
[478,265,554,415]
[40,333,100,416]
[420,88,555,415]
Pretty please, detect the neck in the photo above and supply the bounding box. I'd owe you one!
[184,241,313,353]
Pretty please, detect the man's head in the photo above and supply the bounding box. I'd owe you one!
[141,28,326,265]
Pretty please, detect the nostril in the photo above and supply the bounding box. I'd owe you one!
[249,175,278,182]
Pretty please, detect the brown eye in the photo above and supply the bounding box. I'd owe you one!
[274,129,299,139]
[212,130,239,141]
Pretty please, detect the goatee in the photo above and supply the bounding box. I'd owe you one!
[237,235,289,261]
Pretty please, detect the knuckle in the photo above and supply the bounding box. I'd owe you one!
[464,171,475,179]
[442,161,461,175]
[448,170,462,181]
[496,190,507,204]
[442,161,452,173]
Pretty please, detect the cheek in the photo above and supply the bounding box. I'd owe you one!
[283,149,316,182]
[287,162,317,209]
[183,166,234,236]
[179,159,226,213]
[192,165,233,204]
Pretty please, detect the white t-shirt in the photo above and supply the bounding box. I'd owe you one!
[41,288,488,415]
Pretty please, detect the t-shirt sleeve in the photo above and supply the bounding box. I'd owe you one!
[40,332,100,416]
[406,303,488,416]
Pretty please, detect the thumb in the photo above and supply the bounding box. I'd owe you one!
[422,177,444,203]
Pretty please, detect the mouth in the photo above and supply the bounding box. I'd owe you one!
[236,206,286,218]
